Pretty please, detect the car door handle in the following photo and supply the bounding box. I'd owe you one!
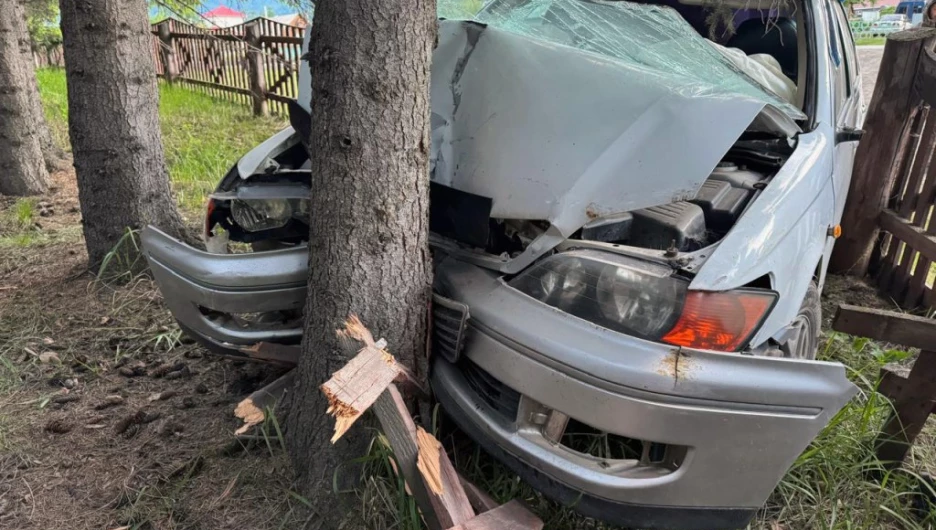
[835,127,864,144]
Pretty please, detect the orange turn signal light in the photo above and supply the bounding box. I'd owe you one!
[662,290,776,352]
[205,198,217,237]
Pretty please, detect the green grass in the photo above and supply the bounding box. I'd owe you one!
[35,68,286,212]
[855,36,887,46]
[355,331,936,529]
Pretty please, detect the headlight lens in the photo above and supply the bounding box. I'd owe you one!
[231,199,301,232]
[510,251,687,340]
[510,250,777,351]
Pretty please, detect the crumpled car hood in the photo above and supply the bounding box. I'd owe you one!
[430,17,797,259]
[283,1,802,271]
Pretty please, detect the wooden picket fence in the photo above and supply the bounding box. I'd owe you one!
[831,27,936,311]
[36,17,305,117]
[152,17,304,116]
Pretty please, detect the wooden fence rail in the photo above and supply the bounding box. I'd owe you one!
[831,28,936,311]
[833,305,936,469]
[35,17,305,117]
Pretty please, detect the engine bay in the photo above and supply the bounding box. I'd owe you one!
[206,136,790,269]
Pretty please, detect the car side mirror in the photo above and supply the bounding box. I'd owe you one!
[836,127,864,144]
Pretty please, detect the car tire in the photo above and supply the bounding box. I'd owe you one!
[781,282,821,360]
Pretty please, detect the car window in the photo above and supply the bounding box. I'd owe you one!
[833,0,857,98]
[823,0,847,117]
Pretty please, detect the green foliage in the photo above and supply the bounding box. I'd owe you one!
[23,0,61,49]
[881,5,897,14]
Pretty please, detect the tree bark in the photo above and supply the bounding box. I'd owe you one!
[59,0,185,267]
[286,0,435,524]
[0,0,49,196]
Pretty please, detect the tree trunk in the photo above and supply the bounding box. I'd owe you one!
[0,0,49,196]
[59,0,184,267]
[286,0,435,524]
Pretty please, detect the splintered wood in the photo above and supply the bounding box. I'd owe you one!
[417,427,445,495]
[417,426,475,527]
[322,315,402,442]
[234,370,296,435]
[319,314,543,530]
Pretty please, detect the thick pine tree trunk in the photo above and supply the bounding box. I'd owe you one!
[286,0,435,522]
[0,0,50,196]
[59,0,184,266]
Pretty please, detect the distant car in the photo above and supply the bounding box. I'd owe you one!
[143,0,863,528]
[896,0,926,25]
[871,14,912,35]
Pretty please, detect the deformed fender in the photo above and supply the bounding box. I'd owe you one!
[690,131,834,346]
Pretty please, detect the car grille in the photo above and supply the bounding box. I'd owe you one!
[458,356,522,422]
[431,294,470,363]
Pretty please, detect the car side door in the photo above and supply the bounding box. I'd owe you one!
[827,0,863,224]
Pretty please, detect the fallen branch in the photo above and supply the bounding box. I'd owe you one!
[234,370,295,435]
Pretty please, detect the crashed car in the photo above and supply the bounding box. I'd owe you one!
[143,0,863,528]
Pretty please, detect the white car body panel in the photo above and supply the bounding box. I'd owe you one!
[231,0,864,350]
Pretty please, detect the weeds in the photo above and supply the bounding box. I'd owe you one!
[12,199,36,228]
[97,228,145,283]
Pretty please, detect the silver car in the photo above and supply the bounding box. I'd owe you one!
[143,0,862,528]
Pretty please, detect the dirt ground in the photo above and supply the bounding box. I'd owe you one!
[0,170,309,530]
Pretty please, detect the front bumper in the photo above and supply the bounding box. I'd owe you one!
[432,257,857,529]
[141,226,306,354]
[142,226,857,528]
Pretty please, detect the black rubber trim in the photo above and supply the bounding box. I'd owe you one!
[431,358,757,530]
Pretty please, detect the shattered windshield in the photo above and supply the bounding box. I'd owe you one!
[438,0,805,120]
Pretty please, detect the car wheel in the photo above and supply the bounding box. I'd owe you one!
[781,282,821,360]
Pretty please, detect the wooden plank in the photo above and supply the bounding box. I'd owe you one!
[176,77,252,97]
[416,426,475,528]
[371,386,444,530]
[246,21,268,116]
[879,368,936,412]
[833,304,936,350]
[321,317,402,442]
[265,92,296,104]
[233,370,295,434]
[449,500,544,530]
[876,350,936,467]
[830,28,936,275]
[458,475,500,514]
[900,110,936,218]
[169,31,243,41]
[889,111,936,299]
[880,209,936,263]
[259,35,304,45]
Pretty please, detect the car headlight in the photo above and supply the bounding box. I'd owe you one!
[510,250,777,351]
[231,199,305,232]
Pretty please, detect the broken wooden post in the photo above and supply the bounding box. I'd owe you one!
[830,28,936,275]
[234,370,295,434]
[448,500,544,530]
[833,305,936,469]
[155,20,178,83]
[322,315,543,530]
[245,21,268,117]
